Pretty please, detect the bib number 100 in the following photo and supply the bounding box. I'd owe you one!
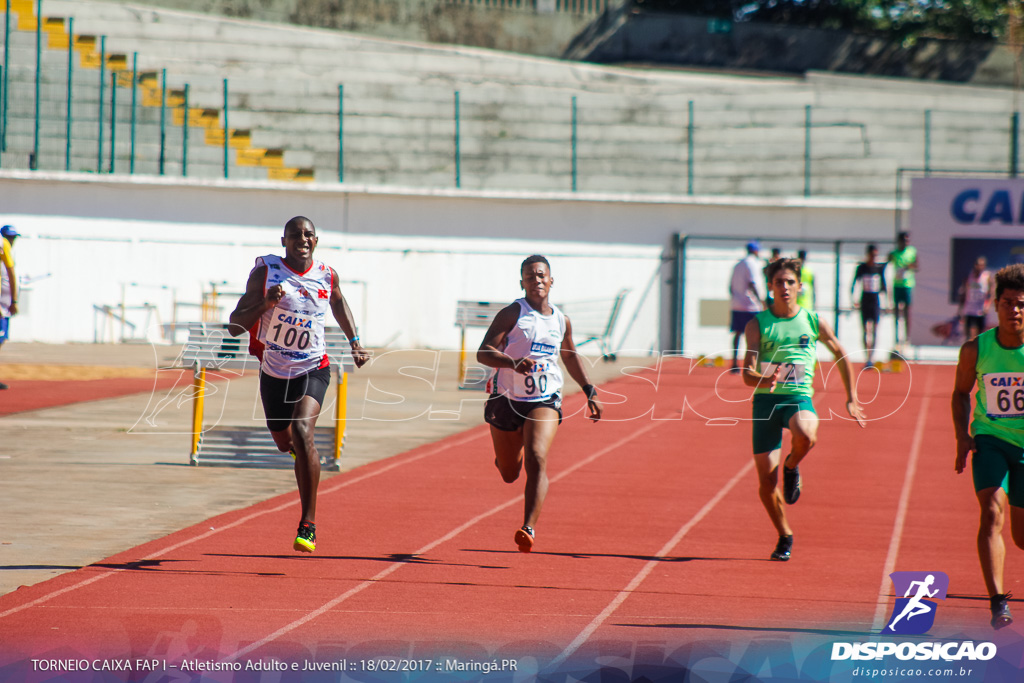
[270,323,311,351]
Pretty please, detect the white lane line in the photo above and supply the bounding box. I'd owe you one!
[225,417,671,662]
[0,430,487,620]
[548,458,755,670]
[870,367,934,632]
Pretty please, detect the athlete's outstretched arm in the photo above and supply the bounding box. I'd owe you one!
[328,267,369,368]
[477,304,535,374]
[227,265,277,337]
[952,338,978,474]
[560,315,602,421]
[741,318,779,390]
[817,318,866,427]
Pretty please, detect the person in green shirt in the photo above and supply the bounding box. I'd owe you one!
[743,258,865,562]
[888,231,918,349]
[796,249,815,310]
[952,263,1024,630]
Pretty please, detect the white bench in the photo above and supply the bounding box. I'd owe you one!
[559,288,630,361]
[175,322,354,470]
[454,301,508,390]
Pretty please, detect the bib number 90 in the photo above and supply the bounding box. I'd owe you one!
[524,374,548,396]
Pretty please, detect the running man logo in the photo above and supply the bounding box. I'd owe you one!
[884,571,950,635]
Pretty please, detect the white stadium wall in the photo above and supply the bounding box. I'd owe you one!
[0,171,899,357]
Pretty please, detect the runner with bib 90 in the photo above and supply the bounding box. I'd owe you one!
[477,255,603,553]
[743,258,865,562]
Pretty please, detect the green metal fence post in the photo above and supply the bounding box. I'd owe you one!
[158,68,166,175]
[923,109,931,176]
[454,90,460,188]
[803,104,811,197]
[129,52,136,174]
[108,71,116,173]
[32,0,42,170]
[1011,112,1020,178]
[3,0,11,151]
[571,95,577,192]
[65,17,73,171]
[222,78,228,179]
[182,83,188,177]
[687,99,694,195]
[833,240,841,336]
[342,82,350,184]
[97,35,105,173]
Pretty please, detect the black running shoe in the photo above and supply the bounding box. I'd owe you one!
[783,464,801,504]
[770,534,793,561]
[294,521,316,553]
[514,525,535,553]
[0,381,8,390]
[991,593,1013,630]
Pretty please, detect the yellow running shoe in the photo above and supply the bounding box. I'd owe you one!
[294,521,316,553]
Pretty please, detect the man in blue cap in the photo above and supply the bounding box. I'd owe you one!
[728,240,765,372]
[0,225,19,390]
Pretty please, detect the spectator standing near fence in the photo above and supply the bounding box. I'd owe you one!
[743,258,865,562]
[729,242,765,373]
[0,225,20,391]
[888,232,917,350]
[477,255,603,553]
[960,256,995,341]
[764,247,782,308]
[228,216,370,554]
[852,244,889,369]
[952,263,1024,630]
[796,250,815,311]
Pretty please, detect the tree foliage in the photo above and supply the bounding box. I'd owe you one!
[632,0,1016,43]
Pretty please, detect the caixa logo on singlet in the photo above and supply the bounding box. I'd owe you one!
[531,342,557,355]
[884,571,950,635]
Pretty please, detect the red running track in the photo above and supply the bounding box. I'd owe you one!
[0,359,1021,681]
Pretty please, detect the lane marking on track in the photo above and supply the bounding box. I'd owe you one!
[870,366,934,632]
[224,413,677,662]
[548,458,755,670]
[0,430,487,621]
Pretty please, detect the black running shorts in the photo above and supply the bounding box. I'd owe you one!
[484,393,562,432]
[259,366,331,433]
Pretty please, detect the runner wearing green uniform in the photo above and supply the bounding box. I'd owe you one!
[796,250,815,310]
[744,258,866,561]
[953,263,1024,630]
[888,232,917,348]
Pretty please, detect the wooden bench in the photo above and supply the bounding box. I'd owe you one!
[176,322,354,469]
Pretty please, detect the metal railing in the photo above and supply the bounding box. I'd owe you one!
[0,3,1021,196]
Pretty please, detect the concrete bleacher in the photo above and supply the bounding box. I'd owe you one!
[0,0,1019,195]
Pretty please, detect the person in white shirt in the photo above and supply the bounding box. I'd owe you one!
[959,255,995,341]
[729,241,766,372]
